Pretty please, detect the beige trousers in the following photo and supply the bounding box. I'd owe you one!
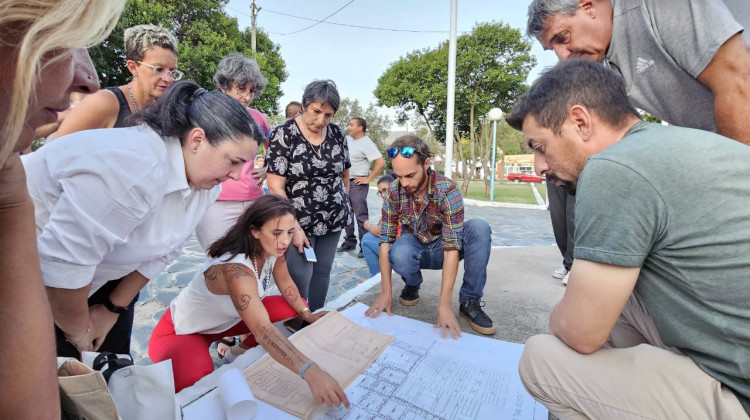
[519,294,749,420]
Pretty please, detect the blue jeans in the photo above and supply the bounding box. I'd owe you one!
[362,232,381,276]
[388,219,491,303]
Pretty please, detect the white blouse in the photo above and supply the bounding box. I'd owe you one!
[171,253,276,335]
[23,125,221,296]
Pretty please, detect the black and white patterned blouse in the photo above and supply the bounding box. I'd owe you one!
[266,119,353,237]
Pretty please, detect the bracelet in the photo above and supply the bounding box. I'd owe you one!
[298,359,316,378]
[66,326,91,345]
[299,307,311,318]
[103,296,129,314]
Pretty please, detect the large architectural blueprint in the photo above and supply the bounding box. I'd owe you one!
[181,303,547,419]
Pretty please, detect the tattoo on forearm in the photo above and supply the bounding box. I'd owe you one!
[232,293,251,311]
[282,286,300,304]
[204,265,220,282]
[261,324,298,366]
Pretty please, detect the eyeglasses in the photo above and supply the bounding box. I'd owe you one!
[387,147,423,159]
[136,61,184,81]
[232,85,256,98]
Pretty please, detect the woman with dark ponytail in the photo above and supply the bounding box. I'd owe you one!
[23,80,264,359]
[149,195,350,409]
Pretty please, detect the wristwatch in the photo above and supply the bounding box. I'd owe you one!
[103,296,129,314]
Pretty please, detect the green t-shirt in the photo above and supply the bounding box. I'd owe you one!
[574,122,750,413]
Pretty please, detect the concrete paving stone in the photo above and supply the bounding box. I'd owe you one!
[153,308,167,324]
[155,291,179,306]
[137,284,154,304]
[329,265,350,276]
[174,270,197,288]
[131,324,156,360]
[154,272,173,290]
[165,262,195,273]
[353,268,370,279]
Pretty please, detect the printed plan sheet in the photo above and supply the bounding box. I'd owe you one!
[181,303,547,419]
[243,310,394,419]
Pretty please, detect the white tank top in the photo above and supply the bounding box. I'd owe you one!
[170,253,275,335]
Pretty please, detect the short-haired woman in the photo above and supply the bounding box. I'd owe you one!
[149,195,349,410]
[55,24,180,136]
[266,80,353,312]
[23,81,264,358]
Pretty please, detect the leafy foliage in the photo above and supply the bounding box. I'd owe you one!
[331,98,392,150]
[374,21,536,193]
[88,0,287,115]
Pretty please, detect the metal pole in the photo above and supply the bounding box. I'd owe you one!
[444,0,458,178]
[490,120,498,201]
[250,0,261,53]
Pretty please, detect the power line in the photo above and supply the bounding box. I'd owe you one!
[276,0,356,35]
[226,4,466,35]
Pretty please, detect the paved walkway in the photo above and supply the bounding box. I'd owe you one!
[131,190,556,365]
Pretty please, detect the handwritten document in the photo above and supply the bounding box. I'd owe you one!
[243,310,393,419]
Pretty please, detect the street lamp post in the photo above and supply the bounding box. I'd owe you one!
[488,108,504,201]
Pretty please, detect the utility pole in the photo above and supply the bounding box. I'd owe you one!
[444,0,457,178]
[250,0,261,53]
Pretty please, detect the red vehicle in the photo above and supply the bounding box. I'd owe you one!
[506,172,545,183]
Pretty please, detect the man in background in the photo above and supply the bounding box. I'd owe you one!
[337,118,384,258]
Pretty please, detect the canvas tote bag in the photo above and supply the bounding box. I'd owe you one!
[57,357,120,420]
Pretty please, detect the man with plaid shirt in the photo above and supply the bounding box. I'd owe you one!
[364,135,495,337]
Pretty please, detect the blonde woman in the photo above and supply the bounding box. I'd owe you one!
[55,24,180,136]
[0,0,126,417]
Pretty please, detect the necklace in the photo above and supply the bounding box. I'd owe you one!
[251,255,272,294]
[126,83,139,112]
[308,140,323,158]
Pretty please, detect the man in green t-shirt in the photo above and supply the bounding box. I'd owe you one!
[506,59,750,418]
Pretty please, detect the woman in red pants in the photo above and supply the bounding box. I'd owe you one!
[149,195,349,408]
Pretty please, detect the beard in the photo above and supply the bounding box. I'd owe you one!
[546,173,577,195]
[404,169,429,197]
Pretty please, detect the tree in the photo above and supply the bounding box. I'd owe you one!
[375,22,535,194]
[88,0,287,115]
[331,98,392,150]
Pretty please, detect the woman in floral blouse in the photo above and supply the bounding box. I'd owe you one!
[266,80,352,311]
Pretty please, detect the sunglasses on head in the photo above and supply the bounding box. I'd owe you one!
[387,147,423,159]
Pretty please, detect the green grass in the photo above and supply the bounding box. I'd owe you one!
[370,178,546,205]
[459,181,544,205]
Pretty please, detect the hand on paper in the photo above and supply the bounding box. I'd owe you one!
[435,305,462,339]
[89,304,120,350]
[304,364,350,408]
[365,293,393,318]
[293,228,309,253]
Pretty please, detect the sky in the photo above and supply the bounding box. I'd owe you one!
[224,0,558,128]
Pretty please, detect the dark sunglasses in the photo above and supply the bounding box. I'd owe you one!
[387,147,423,159]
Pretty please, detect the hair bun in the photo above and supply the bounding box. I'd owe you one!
[193,87,207,99]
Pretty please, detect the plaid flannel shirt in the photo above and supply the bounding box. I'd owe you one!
[379,170,464,250]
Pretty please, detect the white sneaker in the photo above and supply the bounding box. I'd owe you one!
[552,267,569,279]
[561,272,570,286]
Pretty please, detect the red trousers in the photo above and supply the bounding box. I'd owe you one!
[148,295,298,392]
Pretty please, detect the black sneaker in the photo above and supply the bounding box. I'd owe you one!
[399,285,420,306]
[357,250,364,258]
[336,243,356,252]
[459,299,496,335]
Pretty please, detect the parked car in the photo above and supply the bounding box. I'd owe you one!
[507,172,545,183]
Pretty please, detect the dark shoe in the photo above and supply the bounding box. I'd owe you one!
[399,285,420,306]
[336,244,356,252]
[357,250,364,258]
[283,317,310,334]
[459,299,496,335]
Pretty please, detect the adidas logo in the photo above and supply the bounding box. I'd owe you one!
[636,57,654,73]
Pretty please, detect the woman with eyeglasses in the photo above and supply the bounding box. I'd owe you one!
[195,54,272,360]
[266,80,353,313]
[23,81,264,359]
[54,24,180,137]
